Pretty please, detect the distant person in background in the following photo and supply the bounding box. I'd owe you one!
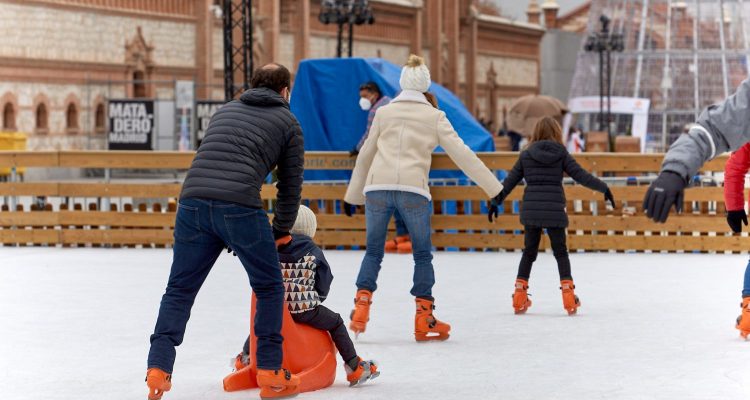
[351,81,412,253]
[351,82,391,157]
[567,124,585,153]
[498,106,522,151]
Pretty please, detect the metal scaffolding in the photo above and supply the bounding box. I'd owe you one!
[569,0,750,151]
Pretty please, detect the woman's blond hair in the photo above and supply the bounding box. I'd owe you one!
[529,116,563,145]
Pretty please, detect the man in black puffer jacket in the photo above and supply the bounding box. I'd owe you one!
[146,63,304,400]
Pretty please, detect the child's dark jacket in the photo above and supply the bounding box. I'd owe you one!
[277,234,334,314]
[502,140,608,228]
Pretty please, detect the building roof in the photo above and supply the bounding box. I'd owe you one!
[477,13,546,32]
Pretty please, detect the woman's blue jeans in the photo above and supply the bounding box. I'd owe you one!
[355,190,434,298]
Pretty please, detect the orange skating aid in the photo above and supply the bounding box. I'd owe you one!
[349,289,373,337]
[145,368,172,400]
[414,298,451,342]
[560,279,580,315]
[257,369,300,399]
[223,294,336,396]
[736,297,750,339]
[512,278,532,314]
[345,358,380,387]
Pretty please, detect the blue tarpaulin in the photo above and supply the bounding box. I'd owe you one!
[290,58,494,181]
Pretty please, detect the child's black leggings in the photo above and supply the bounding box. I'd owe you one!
[242,305,357,365]
[517,226,572,281]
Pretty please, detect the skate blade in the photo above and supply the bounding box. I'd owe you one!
[349,322,366,337]
[514,300,532,314]
[415,333,450,342]
[147,389,165,400]
[349,370,380,387]
[260,386,299,400]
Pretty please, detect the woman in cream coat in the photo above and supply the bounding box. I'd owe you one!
[344,55,504,342]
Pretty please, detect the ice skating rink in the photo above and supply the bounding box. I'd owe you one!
[2,248,750,400]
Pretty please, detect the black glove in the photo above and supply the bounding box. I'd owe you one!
[727,210,748,233]
[642,171,687,223]
[488,191,507,223]
[343,201,357,217]
[349,148,359,157]
[272,227,290,240]
[604,189,616,209]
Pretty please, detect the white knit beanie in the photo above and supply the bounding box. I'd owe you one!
[291,204,317,239]
[399,54,431,93]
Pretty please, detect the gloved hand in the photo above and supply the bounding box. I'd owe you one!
[604,188,616,209]
[343,201,357,217]
[727,210,748,233]
[273,227,291,248]
[349,148,359,157]
[488,191,507,223]
[642,171,687,223]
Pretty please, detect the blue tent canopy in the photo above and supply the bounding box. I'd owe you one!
[290,58,494,181]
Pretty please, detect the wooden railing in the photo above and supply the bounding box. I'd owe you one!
[0,151,742,252]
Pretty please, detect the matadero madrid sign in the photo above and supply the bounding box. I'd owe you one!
[107,99,155,150]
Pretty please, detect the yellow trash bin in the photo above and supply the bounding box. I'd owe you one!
[0,132,27,176]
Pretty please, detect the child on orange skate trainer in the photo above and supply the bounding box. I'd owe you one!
[235,205,380,387]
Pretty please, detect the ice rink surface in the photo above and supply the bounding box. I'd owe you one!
[1,248,750,400]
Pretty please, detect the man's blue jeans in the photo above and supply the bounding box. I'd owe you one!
[744,259,750,298]
[147,198,284,373]
[356,190,434,298]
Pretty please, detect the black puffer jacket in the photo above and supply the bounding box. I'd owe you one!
[180,88,304,233]
[501,140,608,228]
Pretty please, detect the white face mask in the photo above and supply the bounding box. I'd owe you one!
[359,97,372,111]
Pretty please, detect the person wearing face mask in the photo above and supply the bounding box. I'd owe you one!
[351,82,412,253]
[145,63,304,400]
[351,82,391,157]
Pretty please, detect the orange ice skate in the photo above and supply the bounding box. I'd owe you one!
[736,297,750,339]
[256,369,300,399]
[414,298,451,342]
[145,368,171,400]
[345,357,380,387]
[349,289,373,338]
[512,278,532,314]
[560,279,580,315]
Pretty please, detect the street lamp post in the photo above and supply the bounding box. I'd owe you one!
[319,0,375,58]
[584,15,624,150]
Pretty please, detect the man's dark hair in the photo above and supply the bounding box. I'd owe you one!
[250,63,291,93]
[359,81,381,97]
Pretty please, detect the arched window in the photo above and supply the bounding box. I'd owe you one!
[35,103,48,132]
[2,103,15,131]
[66,103,79,132]
[133,71,146,98]
[95,103,105,134]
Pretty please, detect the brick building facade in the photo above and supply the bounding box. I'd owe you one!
[0,0,544,150]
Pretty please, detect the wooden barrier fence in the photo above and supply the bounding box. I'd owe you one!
[0,150,743,252]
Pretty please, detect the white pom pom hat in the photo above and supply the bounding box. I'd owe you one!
[291,204,317,239]
[399,54,431,93]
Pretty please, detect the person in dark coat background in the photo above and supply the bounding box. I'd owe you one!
[490,117,615,316]
[145,63,304,400]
